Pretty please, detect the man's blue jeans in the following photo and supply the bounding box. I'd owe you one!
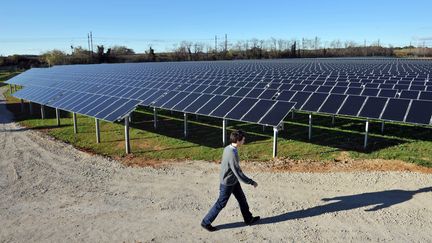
[202,182,253,225]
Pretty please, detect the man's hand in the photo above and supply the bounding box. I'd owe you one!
[252,181,258,188]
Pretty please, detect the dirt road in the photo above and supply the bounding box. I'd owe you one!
[1,87,431,242]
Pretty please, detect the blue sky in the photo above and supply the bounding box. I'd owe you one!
[1,0,431,55]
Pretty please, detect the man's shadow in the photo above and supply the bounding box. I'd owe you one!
[216,187,432,230]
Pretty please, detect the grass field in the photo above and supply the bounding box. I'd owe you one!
[2,70,432,167]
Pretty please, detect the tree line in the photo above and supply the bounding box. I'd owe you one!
[1,37,431,68]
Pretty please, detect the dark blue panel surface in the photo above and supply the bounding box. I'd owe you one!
[241,100,275,123]
[210,97,242,118]
[337,95,367,116]
[381,99,410,122]
[318,94,347,114]
[183,94,214,113]
[405,100,432,125]
[258,101,296,126]
[358,97,388,119]
[301,93,329,112]
[225,98,258,120]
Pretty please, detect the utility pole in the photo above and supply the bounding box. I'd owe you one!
[224,34,228,53]
[90,31,94,53]
[87,33,91,61]
[215,35,218,53]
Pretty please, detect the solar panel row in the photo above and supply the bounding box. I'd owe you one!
[7,59,432,127]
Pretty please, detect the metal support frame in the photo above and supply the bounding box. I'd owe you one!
[20,99,24,113]
[9,84,12,94]
[129,112,133,123]
[273,126,278,158]
[73,112,78,134]
[262,125,266,132]
[291,111,295,119]
[222,119,227,146]
[55,108,60,126]
[125,116,130,154]
[308,113,312,140]
[29,102,34,115]
[183,113,188,138]
[332,115,335,126]
[153,108,158,129]
[95,118,100,143]
[40,105,45,119]
[381,121,385,133]
[364,119,369,149]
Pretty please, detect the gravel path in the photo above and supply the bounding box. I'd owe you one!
[1,87,432,242]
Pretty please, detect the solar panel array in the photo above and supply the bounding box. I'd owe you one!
[7,58,432,126]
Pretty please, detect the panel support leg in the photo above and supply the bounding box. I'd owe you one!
[95,118,100,143]
[9,84,12,94]
[364,119,369,149]
[40,105,45,119]
[73,112,78,134]
[332,115,335,126]
[381,121,385,134]
[56,108,60,126]
[153,108,157,129]
[29,102,34,115]
[222,119,227,146]
[125,116,130,154]
[183,113,188,138]
[273,126,278,158]
[291,111,295,119]
[308,113,312,140]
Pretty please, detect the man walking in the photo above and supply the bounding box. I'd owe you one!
[201,130,260,232]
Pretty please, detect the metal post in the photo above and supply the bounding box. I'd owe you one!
[73,112,77,134]
[262,125,265,132]
[273,126,278,158]
[40,105,45,119]
[29,102,34,115]
[9,84,12,94]
[222,119,227,146]
[332,115,335,126]
[55,108,60,126]
[364,119,369,149]
[129,112,133,123]
[291,111,295,119]
[381,121,385,134]
[125,116,130,154]
[20,99,24,113]
[153,107,158,129]
[95,118,100,143]
[308,113,312,140]
[183,113,188,138]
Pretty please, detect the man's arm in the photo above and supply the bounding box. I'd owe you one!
[228,156,255,185]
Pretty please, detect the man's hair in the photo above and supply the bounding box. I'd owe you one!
[230,130,246,144]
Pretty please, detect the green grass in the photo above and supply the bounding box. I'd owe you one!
[2,76,432,167]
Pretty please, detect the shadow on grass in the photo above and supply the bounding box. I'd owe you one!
[4,102,431,154]
[130,109,270,149]
[216,187,432,230]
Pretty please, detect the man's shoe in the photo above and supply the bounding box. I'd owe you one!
[201,223,218,232]
[246,216,260,225]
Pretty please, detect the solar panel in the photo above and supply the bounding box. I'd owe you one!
[301,93,328,112]
[258,101,296,126]
[210,96,242,118]
[359,97,388,119]
[381,99,410,122]
[241,100,275,123]
[318,94,347,114]
[225,98,259,120]
[337,95,367,116]
[7,59,432,128]
[405,100,432,125]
